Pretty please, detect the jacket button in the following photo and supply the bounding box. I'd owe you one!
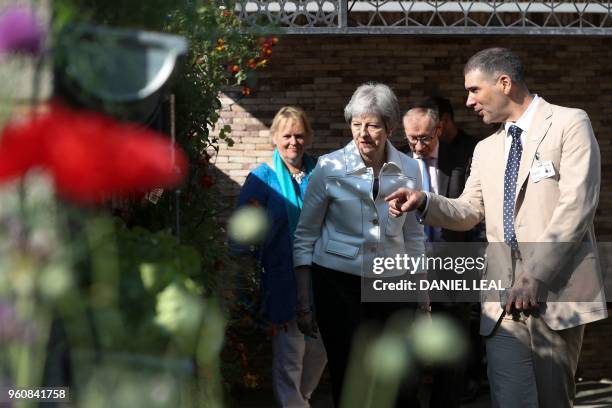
[372,218,379,225]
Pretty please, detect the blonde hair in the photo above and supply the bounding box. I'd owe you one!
[270,106,313,139]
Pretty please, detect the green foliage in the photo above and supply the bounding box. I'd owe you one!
[50,0,276,288]
[53,219,210,356]
[49,0,278,392]
[115,225,203,350]
[51,0,276,247]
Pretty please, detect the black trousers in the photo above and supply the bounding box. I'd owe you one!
[311,263,420,408]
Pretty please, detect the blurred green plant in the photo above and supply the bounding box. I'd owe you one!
[49,0,280,393]
[341,312,467,408]
[0,0,278,407]
[0,171,226,406]
[51,0,279,299]
[0,1,276,405]
[78,221,224,406]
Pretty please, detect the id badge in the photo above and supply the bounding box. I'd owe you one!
[530,160,555,183]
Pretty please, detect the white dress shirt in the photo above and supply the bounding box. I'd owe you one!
[504,94,540,161]
[419,97,540,222]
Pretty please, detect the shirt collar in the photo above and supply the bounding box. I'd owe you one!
[504,94,540,135]
[344,140,402,174]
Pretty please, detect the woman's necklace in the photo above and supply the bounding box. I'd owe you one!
[292,170,306,184]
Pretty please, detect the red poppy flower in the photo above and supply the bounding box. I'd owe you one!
[0,116,48,179]
[0,104,188,205]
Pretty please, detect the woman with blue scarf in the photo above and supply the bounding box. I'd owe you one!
[236,106,327,407]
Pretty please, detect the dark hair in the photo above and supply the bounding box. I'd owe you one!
[428,96,454,120]
[464,47,525,84]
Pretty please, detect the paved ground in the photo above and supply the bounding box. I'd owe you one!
[574,379,612,408]
[233,378,612,407]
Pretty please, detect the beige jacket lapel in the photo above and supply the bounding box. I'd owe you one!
[489,126,507,210]
[516,99,553,192]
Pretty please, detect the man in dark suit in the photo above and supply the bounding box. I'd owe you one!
[401,97,481,408]
[401,97,481,242]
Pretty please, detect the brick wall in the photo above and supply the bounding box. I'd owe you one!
[214,36,612,380]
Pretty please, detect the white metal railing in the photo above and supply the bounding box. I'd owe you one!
[236,1,612,35]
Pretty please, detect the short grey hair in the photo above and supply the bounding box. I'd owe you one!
[405,98,440,125]
[464,47,525,84]
[404,108,439,132]
[344,82,400,132]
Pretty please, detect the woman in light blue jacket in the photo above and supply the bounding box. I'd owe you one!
[293,83,425,407]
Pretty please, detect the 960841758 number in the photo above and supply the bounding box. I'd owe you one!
[6,387,69,401]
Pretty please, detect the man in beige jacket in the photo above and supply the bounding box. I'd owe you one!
[386,48,607,408]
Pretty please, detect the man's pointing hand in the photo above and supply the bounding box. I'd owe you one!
[385,188,426,217]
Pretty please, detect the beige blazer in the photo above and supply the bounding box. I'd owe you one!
[424,98,608,335]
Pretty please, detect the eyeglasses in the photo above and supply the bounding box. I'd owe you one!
[406,135,434,146]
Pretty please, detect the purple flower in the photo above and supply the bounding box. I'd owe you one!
[0,7,44,55]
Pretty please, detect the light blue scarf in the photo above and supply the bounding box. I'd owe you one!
[273,149,316,239]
